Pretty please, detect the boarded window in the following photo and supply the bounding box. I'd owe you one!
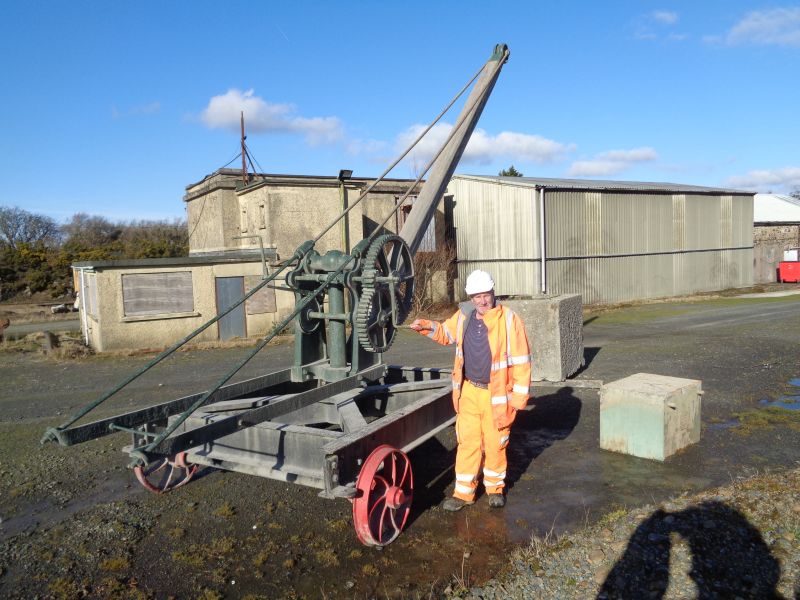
[258,204,266,229]
[83,273,99,319]
[122,272,194,316]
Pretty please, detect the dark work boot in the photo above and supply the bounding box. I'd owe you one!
[442,497,475,512]
[488,494,506,508]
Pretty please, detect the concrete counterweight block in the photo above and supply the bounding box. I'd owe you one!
[600,373,702,461]
[504,294,583,382]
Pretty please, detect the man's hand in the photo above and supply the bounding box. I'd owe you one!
[409,319,424,332]
[496,407,517,430]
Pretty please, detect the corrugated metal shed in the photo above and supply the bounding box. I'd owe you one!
[754,193,800,223]
[486,175,752,195]
[449,175,754,305]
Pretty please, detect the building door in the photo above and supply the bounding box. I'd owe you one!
[215,277,246,340]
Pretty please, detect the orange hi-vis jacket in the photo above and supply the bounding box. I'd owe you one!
[416,303,531,426]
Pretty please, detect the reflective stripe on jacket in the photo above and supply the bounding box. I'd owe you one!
[417,304,531,425]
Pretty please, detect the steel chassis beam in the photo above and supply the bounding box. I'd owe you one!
[44,368,295,447]
[173,367,453,499]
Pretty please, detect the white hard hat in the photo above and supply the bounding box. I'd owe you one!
[465,270,494,295]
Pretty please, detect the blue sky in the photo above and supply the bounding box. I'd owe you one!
[1,1,798,222]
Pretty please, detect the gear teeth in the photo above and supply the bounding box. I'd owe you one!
[356,286,396,353]
[356,235,415,353]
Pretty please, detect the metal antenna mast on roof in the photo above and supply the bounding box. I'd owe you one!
[240,111,248,184]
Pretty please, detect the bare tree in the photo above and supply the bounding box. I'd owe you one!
[61,213,122,249]
[0,206,60,249]
[790,188,800,200]
[411,242,456,316]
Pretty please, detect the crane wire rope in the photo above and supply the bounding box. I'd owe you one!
[367,48,508,242]
[309,61,485,245]
[44,51,504,447]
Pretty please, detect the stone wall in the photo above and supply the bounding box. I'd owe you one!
[753,224,800,283]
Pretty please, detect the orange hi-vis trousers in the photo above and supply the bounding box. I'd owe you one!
[453,380,510,502]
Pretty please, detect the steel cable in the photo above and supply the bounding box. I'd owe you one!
[310,62,485,245]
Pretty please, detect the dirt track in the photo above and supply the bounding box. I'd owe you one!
[1,290,800,599]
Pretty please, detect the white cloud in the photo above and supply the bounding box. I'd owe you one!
[724,8,800,46]
[635,10,686,41]
[652,10,678,25]
[347,138,389,158]
[200,89,343,145]
[667,33,688,42]
[727,166,800,191]
[567,147,658,177]
[394,123,573,169]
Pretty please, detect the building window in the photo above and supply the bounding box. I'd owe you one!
[259,203,266,229]
[83,273,99,319]
[122,272,194,316]
[241,207,248,232]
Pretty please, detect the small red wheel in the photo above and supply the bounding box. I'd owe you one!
[352,445,413,546]
[133,451,197,494]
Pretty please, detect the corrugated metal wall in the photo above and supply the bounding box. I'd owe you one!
[450,178,542,295]
[451,178,754,304]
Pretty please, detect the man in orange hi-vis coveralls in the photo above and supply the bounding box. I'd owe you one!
[410,269,531,510]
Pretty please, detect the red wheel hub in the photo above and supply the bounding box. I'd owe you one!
[352,445,414,546]
[133,451,197,494]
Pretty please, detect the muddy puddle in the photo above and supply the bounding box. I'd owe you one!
[478,382,800,545]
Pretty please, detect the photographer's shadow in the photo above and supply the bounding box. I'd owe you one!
[597,500,784,599]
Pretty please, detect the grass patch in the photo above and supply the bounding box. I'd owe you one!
[326,518,348,532]
[172,549,205,568]
[47,577,82,600]
[100,556,130,572]
[195,589,223,600]
[588,306,691,325]
[597,507,628,528]
[314,547,339,567]
[213,502,235,518]
[361,563,379,576]
[732,406,800,435]
[208,536,236,556]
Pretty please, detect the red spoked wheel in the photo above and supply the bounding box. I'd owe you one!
[352,445,413,547]
[133,451,197,494]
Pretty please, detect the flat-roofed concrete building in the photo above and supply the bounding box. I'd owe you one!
[448,175,754,304]
[74,170,434,352]
[184,169,429,260]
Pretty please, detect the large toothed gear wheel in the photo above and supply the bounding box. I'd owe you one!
[356,235,415,353]
[356,286,397,352]
[363,235,414,325]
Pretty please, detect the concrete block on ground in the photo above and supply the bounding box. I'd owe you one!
[504,294,583,382]
[600,373,702,461]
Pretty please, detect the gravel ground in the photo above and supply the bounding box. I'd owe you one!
[1,288,799,599]
[463,467,800,599]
